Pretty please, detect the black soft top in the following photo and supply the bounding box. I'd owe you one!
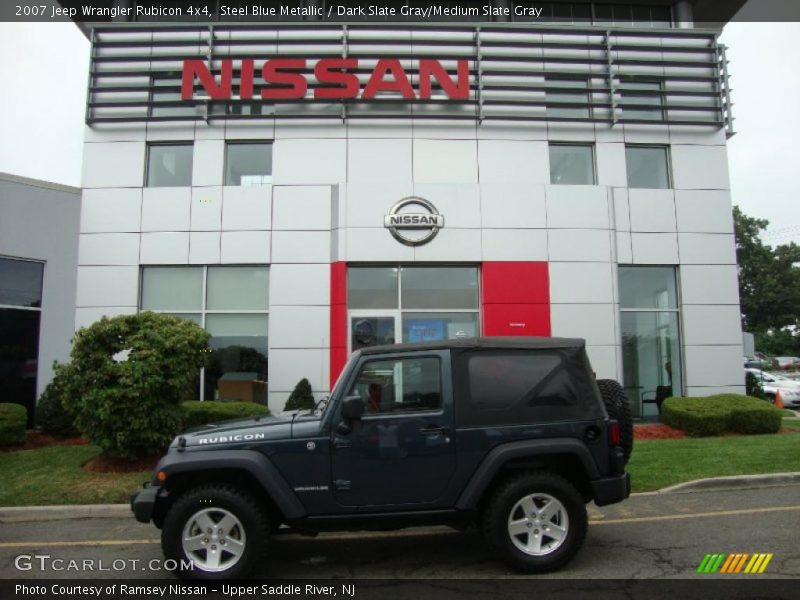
[357,336,586,356]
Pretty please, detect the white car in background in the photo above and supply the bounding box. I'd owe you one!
[745,368,800,408]
[774,356,800,370]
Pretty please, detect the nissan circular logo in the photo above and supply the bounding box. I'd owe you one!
[383,197,445,246]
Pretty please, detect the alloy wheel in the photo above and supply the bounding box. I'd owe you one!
[507,493,569,556]
[181,508,246,572]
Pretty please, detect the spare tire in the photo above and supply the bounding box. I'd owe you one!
[596,379,633,463]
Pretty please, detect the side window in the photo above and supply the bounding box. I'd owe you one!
[549,144,595,185]
[455,349,602,427]
[146,143,193,187]
[224,142,272,186]
[349,357,442,415]
[625,145,671,189]
[467,353,571,412]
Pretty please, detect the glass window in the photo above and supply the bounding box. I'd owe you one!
[205,314,269,402]
[455,349,603,427]
[546,77,590,119]
[550,144,595,185]
[619,267,678,309]
[207,266,269,310]
[165,313,203,325]
[141,267,203,311]
[347,266,481,350]
[349,357,442,414]
[400,267,479,310]
[620,78,664,121]
[621,311,682,418]
[225,143,272,186]
[348,267,399,309]
[140,266,269,401]
[626,145,670,189]
[351,316,397,350]
[619,266,682,419]
[146,144,193,187]
[402,313,479,342]
[0,258,44,308]
[0,257,44,426]
[0,308,41,426]
[468,352,566,410]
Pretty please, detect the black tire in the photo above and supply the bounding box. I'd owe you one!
[161,485,269,580]
[596,379,634,463]
[482,471,588,574]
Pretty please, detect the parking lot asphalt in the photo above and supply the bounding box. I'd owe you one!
[1,482,799,580]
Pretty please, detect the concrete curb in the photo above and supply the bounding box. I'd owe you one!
[656,472,800,494]
[0,504,129,523]
[3,472,800,522]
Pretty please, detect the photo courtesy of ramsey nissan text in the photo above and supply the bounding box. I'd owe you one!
[1,1,800,599]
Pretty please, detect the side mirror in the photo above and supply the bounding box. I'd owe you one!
[341,395,365,421]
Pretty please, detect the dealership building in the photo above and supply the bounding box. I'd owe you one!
[68,0,746,416]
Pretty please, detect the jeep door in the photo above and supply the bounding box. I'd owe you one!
[330,350,456,508]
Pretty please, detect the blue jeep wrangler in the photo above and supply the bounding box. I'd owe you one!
[132,337,632,579]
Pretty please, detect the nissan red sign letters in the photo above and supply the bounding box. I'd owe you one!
[181,58,470,101]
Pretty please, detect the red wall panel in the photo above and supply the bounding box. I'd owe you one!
[482,262,550,337]
[483,303,551,336]
[481,261,550,304]
[330,261,348,388]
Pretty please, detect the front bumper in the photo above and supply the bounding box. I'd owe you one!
[591,472,631,507]
[130,485,160,523]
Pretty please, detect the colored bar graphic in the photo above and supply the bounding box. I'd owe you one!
[719,554,735,573]
[734,553,749,573]
[699,553,773,574]
[711,553,726,573]
[744,554,759,573]
[750,554,766,573]
[758,554,773,573]
[697,554,712,573]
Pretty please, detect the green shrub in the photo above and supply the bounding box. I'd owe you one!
[661,397,728,436]
[60,312,210,459]
[728,404,782,435]
[36,365,79,437]
[0,403,27,446]
[745,371,767,400]
[662,394,783,437]
[181,401,269,430]
[284,378,315,412]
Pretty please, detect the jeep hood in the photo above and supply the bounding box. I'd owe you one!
[177,412,319,448]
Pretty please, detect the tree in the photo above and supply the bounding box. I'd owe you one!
[284,378,315,412]
[53,312,210,459]
[733,206,800,334]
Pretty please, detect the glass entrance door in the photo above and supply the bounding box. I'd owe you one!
[349,312,400,352]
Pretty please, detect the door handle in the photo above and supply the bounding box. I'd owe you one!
[333,437,351,449]
[419,425,450,436]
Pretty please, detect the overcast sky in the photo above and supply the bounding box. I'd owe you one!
[1,19,798,245]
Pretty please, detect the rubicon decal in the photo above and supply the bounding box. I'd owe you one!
[696,552,774,574]
[197,433,266,445]
[182,58,470,101]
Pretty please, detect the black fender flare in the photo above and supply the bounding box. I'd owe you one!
[155,449,306,520]
[455,438,600,510]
